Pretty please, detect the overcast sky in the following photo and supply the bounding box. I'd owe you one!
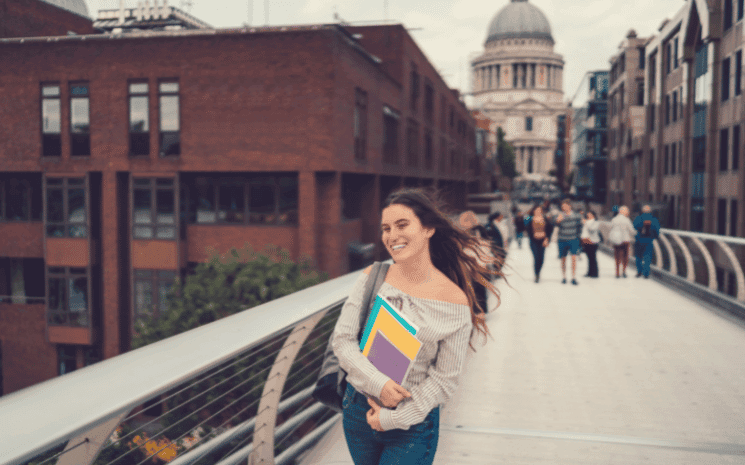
[88,0,687,103]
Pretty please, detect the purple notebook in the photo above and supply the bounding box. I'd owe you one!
[366,330,411,385]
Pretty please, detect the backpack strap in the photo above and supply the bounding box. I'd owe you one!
[356,261,390,341]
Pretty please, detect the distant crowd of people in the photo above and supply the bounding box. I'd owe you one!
[457,200,662,291]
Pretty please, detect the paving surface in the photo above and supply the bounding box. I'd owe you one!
[298,242,745,464]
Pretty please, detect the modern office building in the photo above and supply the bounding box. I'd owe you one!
[0,1,479,396]
[570,71,609,203]
[470,0,566,182]
[607,29,652,211]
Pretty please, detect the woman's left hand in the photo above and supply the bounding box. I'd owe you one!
[366,398,384,431]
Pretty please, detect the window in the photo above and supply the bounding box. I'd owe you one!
[664,145,669,176]
[409,64,420,112]
[133,269,175,321]
[133,177,176,239]
[424,130,434,170]
[672,90,678,122]
[671,142,677,174]
[693,136,706,172]
[406,119,419,167]
[1,176,42,222]
[723,57,731,102]
[649,148,655,176]
[638,47,645,69]
[424,82,434,123]
[186,175,298,226]
[159,81,180,157]
[673,38,679,69]
[725,0,734,31]
[0,258,45,304]
[525,116,533,131]
[637,81,644,106]
[48,267,89,327]
[666,42,672,75]
[58,346,77,375]
[733,125,740,171]
[46,177,87,238]
[354,88,367,161]
[382,106,400,164]
[665,94,670,125]
[70,83,90,157]
[720,127,730,171]
[129,82,149,156]
[736,50,742,96]
[731,200,739,236]
[649,103,656,132]
[41,84,61,157]
[513,63,518,88]
[739,0,744,21]
[718,198,728,235]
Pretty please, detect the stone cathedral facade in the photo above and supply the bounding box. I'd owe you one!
[471,0,566,182]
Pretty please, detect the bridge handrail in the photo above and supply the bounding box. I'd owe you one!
[659,228,745,245]
[0,267,363,465]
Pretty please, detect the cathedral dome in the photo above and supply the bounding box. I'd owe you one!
[486,0,553,44]
[40,0,89,18]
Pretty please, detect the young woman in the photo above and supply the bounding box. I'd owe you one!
[525,204,554,283]
[581,210,600,278]
[332,188,500,465]
[608,205,636,278]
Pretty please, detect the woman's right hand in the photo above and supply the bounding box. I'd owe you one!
[542,238,549,248]
[379,379,412,408]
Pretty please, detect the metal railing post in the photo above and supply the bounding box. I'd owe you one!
[670,234,695,282]
[690,236,717,291]
[55,410,129,465]
[248,309,331,465]
[716,240,745,302]
[657,233,677,275]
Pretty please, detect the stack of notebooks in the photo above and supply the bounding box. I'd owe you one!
[359,294,422,405]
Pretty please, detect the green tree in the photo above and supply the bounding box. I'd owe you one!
[495,127,517,179]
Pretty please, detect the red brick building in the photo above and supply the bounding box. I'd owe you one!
[0,5,478,395]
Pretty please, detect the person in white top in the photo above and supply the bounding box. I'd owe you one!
[580,210,601,278]
[332,188,501,465]
[608,205,637,278]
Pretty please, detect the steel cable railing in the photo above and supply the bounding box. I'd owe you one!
[3,265,366,465]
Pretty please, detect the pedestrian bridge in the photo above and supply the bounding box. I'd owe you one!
[2,230,745,465]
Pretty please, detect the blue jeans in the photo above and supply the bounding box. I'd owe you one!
[342,383,440,465]
[636,241,654,277]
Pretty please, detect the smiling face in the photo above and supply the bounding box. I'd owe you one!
[380,204,435,262]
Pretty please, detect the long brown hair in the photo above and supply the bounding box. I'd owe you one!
[383,188,503,350]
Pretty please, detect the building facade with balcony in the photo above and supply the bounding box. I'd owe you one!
[570,71,609,203]
[0,8,478,396]
[607,30,652,212]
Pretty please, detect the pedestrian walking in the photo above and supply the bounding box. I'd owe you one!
[555,199,583,285]
[633,205,661,278]
[580,210,600,278]
[608,205,636,278]
[525,204,554,283]
[513,209,526,249]
[485,212,505,251]
[332,188,499,465]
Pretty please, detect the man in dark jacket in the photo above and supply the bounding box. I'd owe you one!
[633,205,661,278]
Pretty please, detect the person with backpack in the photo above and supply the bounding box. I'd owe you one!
[633,205,660,278]
[332,188,501,465]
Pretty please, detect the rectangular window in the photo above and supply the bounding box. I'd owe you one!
[424,82,434,123]
[736,50,743,96]
[1,176,42,222]
[664,145,670,176]
[46,177,87,238]
[693,136,706,172]
[354,88,367,161]
[672,90,678,122]
[48,267,89,327]
[691,198,705,232]
[382,106,400,164]
[129,82,149,156]
[725,0,734,30]
[133,177,176,239]
[525,116,533,131]
[739,0,745,20]
[665,94,670,125]
[58,346,77,375]
[406,119,419,167]
[410,64,419,112]
[649,103,656,132]
[159,81,180,157]
[424,130,433,170]
[731,200,738,236]
[720,127,730,171]
[70,83,90,157]
[638,47,645,69]
[41,84,62,157]
[649,148,655,176]
[718,198,728,235]
[133,269,175,321]
[671,142,677,174]
[666,43,672,75]
[723,57,731,102]
[673,37,679,69]
[0,258,45,304]
[637,81,644,106]
[733,125,740,171]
